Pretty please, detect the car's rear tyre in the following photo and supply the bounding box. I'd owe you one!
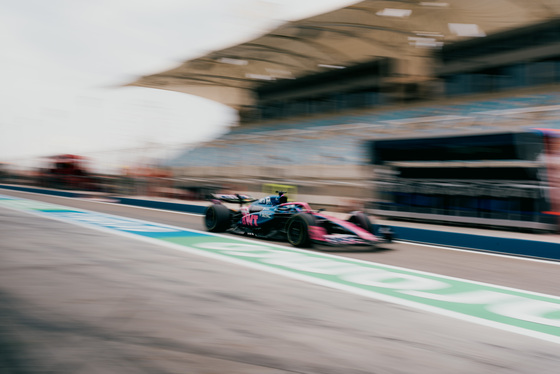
[205,204,231,232]
[286,213,316,248]
[348,211,373,233]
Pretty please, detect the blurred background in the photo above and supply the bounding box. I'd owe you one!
[0,0,357,173]
[2,0,560,232]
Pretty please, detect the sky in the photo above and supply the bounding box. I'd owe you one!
[0,0,358,173]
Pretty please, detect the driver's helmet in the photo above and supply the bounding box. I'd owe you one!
[279,195,288,204]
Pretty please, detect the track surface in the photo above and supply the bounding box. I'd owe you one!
[1,189,559,373]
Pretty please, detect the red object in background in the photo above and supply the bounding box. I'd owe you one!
[45,154,96,190]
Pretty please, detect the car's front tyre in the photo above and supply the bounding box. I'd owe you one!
[348,211,373,233]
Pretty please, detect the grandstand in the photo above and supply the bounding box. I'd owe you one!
[129,0,560,230]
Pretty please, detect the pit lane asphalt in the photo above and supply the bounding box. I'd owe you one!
[1,189,559,373]
[3,189,559,296]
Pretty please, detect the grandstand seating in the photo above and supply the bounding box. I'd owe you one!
[166,91,560,170]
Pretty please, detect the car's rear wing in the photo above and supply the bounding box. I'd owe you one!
[210,193,257,205]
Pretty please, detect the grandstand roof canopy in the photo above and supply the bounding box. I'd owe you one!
[128,0,560,109]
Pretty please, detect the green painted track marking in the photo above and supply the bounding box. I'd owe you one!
[1,193,559,344]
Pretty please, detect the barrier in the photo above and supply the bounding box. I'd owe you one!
[0,184,86,198]
[117,197,207,214]
[386,226,560,261]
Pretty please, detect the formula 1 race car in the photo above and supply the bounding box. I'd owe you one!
[204,192,393,250]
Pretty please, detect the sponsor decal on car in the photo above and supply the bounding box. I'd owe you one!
[241,214,259,226]
[259,210,273,218]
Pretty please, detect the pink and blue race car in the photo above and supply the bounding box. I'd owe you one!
[204,192,393,250]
